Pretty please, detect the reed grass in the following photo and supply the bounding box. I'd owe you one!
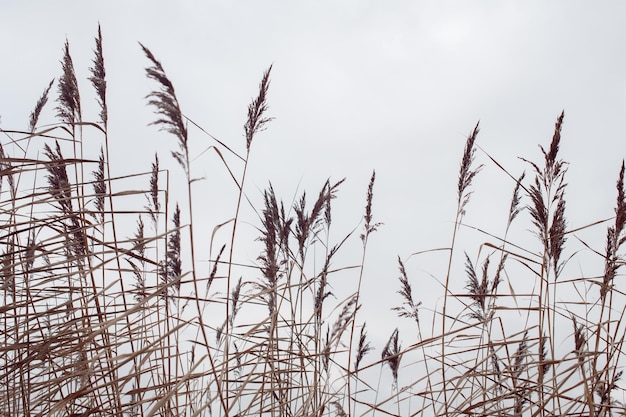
[1,26,625,417]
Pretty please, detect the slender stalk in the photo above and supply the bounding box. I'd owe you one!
[348,170,380,417]
[441,122,481,413]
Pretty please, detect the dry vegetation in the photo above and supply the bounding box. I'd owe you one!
[1,26,625,417]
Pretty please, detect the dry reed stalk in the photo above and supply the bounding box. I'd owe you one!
[142,43,229,415]
[588,160,626,417]
[440,122,482,413]
[347,169,380,417]
[522,112,568,415]
[219,65,274,414]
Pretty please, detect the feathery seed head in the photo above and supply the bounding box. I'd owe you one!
[245,65,273,150]
[457,122,483,217]
[141,43,188,172]
[56,40,81,126]
[89,24,107,127]
[29,79,54,133]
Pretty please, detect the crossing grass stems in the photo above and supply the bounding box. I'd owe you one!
[1,25,625,417]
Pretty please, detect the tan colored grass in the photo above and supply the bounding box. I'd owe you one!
[1,25,625,417]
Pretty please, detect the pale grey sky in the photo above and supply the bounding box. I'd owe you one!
[2,0,626,357]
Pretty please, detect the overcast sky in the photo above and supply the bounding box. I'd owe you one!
[2,1,626,349]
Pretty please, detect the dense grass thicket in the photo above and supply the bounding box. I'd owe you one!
[1,26,626,417]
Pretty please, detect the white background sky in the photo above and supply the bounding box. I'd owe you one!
[2,1,626,350]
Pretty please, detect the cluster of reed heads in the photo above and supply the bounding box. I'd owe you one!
[1,26,625,417]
